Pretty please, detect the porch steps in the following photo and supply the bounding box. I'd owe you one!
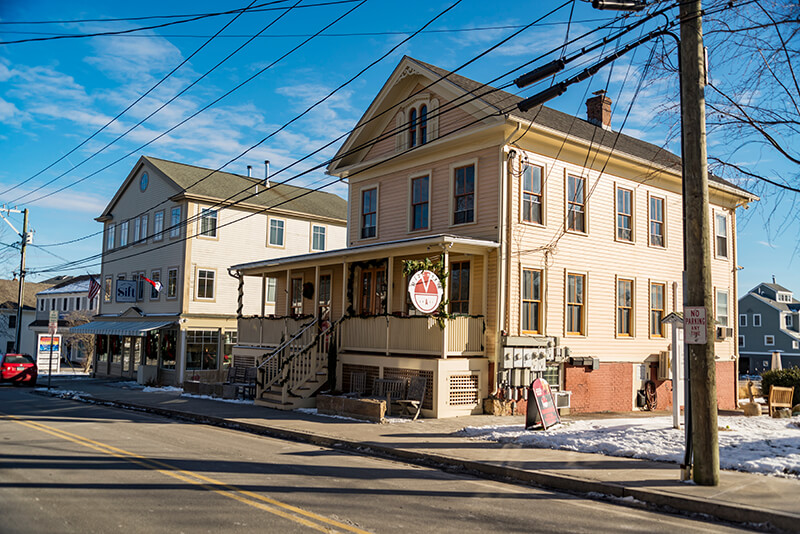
[256,371,328,411]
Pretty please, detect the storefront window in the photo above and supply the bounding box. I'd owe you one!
[222,331,237,369]
[160,330,177,369]
[109,335,122,364]
[96,335,109,363]
[186,330,219,370]
[144,331,159,366]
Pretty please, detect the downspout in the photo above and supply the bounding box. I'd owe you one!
[731,206,739,393]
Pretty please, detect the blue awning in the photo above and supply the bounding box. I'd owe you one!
[69,320,175,337]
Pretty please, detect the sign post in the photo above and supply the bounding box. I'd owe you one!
[47,310,58,390]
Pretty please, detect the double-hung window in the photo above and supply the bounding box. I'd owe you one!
[739,314,747,327]
[139,214,148,243]
[715,212,728,258]
[566,273,585,335]
[153,211,164,241]
[650,282,665,337]
[150,270,161,300]
[567,175,586,233]
[133,218,140,243]
[408,105,428,148]
[616,187,633,241]
[104,277,112,303]
[617,278,634,336]
[312,225,326,251]
[197,269,215,300]
[453,164,475,225]
[120,221,129,247]
[522,268,542,333]
[410,175,429,230]
[170,207,181,238]
[361,188,377,238]
[167,268,178,299]
[106,224,115,250]
[450,261,470,314]
[716,290,729,327]
[266,277,277,303]
[649,196,665,247]
[522,164,543,224]
[268,219,285,247]
[200,208,217,237]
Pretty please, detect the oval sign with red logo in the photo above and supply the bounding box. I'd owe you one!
[407,270,443,314]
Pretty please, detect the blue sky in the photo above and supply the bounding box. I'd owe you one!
[0,0,795,295]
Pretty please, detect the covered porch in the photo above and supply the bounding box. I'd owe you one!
[230,234,498,418]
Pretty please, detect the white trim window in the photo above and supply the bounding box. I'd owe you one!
[150,270,161,300]
[764,335,775,346]
[361,188,377,239]
[196,269,215,300]
[786,314,794,328]
[649,195,665,247]
[753,314,762,327]
[154,210,164,241]
[106,224,116,250]
[200,208,217,238]
[616,187,633,242]
[617,278,634,337]
[268,218,285,247]
[453,164,475,225]
[408,104,428,148]
[133,217,140,243]
[739,314,747,327]
[167,268,179,299]
[714,212,728,259]
[104,277,112,303]
[311,225,326,251]
[170,206,181,238]
[738,335,745,348]
[716,290,729,327]
[567,174,586,233]
[266,277,277,304]
[140,214,148,243]
[410,175,430,231]
[119,221,129,247]
[522,163,543,225]
[794,340,799,350]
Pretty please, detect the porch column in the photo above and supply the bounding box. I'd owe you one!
[386,256,394,356]
[314,265,320,319]
[483,251,489,316]
[285,269,291,316]
[177,328,187,384]
[260,274,266,317]
[341,261,348,316]
[442,247,449,359]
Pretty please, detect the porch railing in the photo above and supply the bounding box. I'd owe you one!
[238,316,311,347]
[256,318,318,394]
[340,315,484,357]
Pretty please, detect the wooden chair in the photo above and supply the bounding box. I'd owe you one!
[227,365,256,399]
[398,377,426,420]
[768,385,795,416]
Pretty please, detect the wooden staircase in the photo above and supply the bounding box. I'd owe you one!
[254,317,341,411]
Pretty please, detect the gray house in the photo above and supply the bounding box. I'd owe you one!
[738,281,800,373]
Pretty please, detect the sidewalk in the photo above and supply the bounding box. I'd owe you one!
[40,377,799,532]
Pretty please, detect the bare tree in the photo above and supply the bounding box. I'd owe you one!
[64,309,94,371]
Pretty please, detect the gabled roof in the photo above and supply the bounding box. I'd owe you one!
[0,279,55,310]
[330,56,755,200]
[37,274,100,295]
[759,282,793,294]
[100,156,346,222]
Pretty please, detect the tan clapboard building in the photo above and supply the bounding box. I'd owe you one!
[75,156,347,386]
[230,56,755,417]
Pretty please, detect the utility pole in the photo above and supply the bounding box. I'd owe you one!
[679,0,719,485]
[14,208,29,354]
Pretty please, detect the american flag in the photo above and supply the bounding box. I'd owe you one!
[87,275,101,301]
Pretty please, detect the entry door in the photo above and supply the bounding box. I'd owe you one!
[318,273,332,320]
[122,337,132,377]
[359,267,386,315]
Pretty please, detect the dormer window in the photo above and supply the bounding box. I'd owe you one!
[396,97,438,152]
[409,105,428,148]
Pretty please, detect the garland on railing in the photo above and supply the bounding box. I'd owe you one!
[402,254,450,329]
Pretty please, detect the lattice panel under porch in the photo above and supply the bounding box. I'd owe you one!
[449,374,479,406]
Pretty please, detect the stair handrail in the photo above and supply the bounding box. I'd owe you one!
[277,315,348,388]
[257,318,318,371]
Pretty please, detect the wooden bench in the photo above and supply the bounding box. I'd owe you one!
[768,385,795,416]
[372,378,406,416]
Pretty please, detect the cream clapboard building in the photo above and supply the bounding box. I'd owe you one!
[230,56,756,417]
[75,156,346,386]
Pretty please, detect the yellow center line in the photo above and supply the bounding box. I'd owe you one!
[1,413,371,534]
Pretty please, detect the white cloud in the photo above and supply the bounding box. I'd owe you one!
[758,241,778,249]
[0,97,28,125]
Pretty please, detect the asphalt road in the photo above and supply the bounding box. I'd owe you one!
[0,386,752,534]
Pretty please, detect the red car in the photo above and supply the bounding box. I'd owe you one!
[1,353,38,386]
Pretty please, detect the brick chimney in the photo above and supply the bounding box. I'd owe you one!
[586,90,612,129]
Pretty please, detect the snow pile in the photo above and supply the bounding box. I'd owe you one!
[296,407,413,424]
[143,385,183,393]
[180,393,254,404]
[460,415,800,479]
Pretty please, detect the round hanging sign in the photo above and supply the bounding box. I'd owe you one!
[407,270,443,314]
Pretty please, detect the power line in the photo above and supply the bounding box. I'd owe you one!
[32,1,629,260]
[9,0,367,206]
[0,1,358,25]
[0,0,265,198]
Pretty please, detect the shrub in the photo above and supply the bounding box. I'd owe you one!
[760,367,800,406]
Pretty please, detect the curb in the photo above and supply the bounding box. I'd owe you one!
[41,390,798,532]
